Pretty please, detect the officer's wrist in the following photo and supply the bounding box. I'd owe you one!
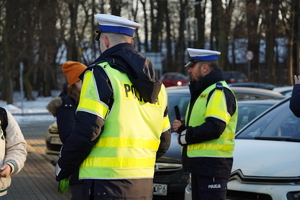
[180,130,187,145]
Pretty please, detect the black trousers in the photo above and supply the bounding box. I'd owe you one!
[191,174,228,200]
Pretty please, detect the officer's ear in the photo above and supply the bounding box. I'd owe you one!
[104,35,110,48]
[201,63,211,74]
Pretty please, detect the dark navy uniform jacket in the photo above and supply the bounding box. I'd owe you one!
[181,68,237,180]
[56,43,171,184]
[290,84,300,117]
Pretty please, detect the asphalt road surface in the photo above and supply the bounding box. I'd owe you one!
[18,115,59,164]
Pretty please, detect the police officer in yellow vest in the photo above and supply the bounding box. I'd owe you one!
[55,14,171,200]
[173,48,238,200]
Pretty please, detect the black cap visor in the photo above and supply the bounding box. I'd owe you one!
[94,30,102,41]
[184,59,199,68]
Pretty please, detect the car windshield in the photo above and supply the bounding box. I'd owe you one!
[236,103,274,131]
[223,73,232,79]
[173,74,187,79]
[236,99,300,142]
[167,92,190,124]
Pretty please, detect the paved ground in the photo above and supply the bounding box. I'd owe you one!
[6,116,72,200]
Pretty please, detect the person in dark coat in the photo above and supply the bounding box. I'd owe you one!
[55,14,171,200]
[290,75,300,117]
[47,61,87,200]
[173,48,238,200]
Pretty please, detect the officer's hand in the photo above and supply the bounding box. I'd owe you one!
[172,119,182,132]
[294,75,300,85]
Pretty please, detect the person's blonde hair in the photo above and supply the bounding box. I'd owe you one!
[102,32,132,45]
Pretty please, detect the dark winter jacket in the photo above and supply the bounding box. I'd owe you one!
[290,84,300,117]
[47,84,82,185]
[56,43,171,199]
[181,68,237,180]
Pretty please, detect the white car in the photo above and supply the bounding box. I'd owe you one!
[185,97,300,200]
[273,86,293,96]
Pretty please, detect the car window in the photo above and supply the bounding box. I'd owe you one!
[236,100,300,141]
[174,74,187,79]
[236,73,247,79]
[167,93,190,125]
[237,104,273,131]
[223,72,232,79]
[163,75,171,79]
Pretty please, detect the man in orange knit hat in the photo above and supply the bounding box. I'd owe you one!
[47,61,87,200]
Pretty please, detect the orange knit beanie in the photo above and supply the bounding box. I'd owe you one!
[62,61,87,86]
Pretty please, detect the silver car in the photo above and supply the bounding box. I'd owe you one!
[185,97,300,200]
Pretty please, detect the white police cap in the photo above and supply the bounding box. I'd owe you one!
[94,14,141,37]
[185,48,221,67]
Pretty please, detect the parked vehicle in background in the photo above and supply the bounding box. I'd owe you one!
[185,97,300,200]
[160,72,189,87]
[168,86,285,101]
[153,86,283,200]
[45,122,61,155]
[45,85,285,199]
[45,86,284,156]
[273,86,293,96]
[230,87,285,100]
[223,71,248,83]
[236,99,280,131]
[228,82,276,90]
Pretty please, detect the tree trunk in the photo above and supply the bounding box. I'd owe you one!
[140,0,149,52]
[175,0,187,73]
[130,0,141,52]
[67,1,79,61]
[213,0,233,70]
[194,0,206,49]
[163,0,172,72]
[246,0,261,82]
[110,0,121,16]
[3,0,17,104]
[150,0,163,52]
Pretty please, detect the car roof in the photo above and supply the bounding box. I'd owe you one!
[230,87,285,100]
[272,86,293,94]
[228,82,275,89]
[236,96,291,133]
[237,99,281,105]
[167,86,285,100]
[162,72,185,75]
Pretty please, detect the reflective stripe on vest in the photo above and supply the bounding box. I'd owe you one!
[77,70,109,118]
[185,81,238,158]
[79,62,169,179]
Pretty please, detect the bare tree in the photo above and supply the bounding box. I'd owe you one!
[246,0,262,82]
[174,0,187,73]
[211,0,234,70]
[140,0,149,52]
[129,0,141,52]
[2,0,16,103]
[110,0,122,15]
[194,0,207,49]
[162,0,173,72]
[261,0,279,84]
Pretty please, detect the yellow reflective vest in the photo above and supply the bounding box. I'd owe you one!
[185,81,238,158]
[78,62,170,179]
